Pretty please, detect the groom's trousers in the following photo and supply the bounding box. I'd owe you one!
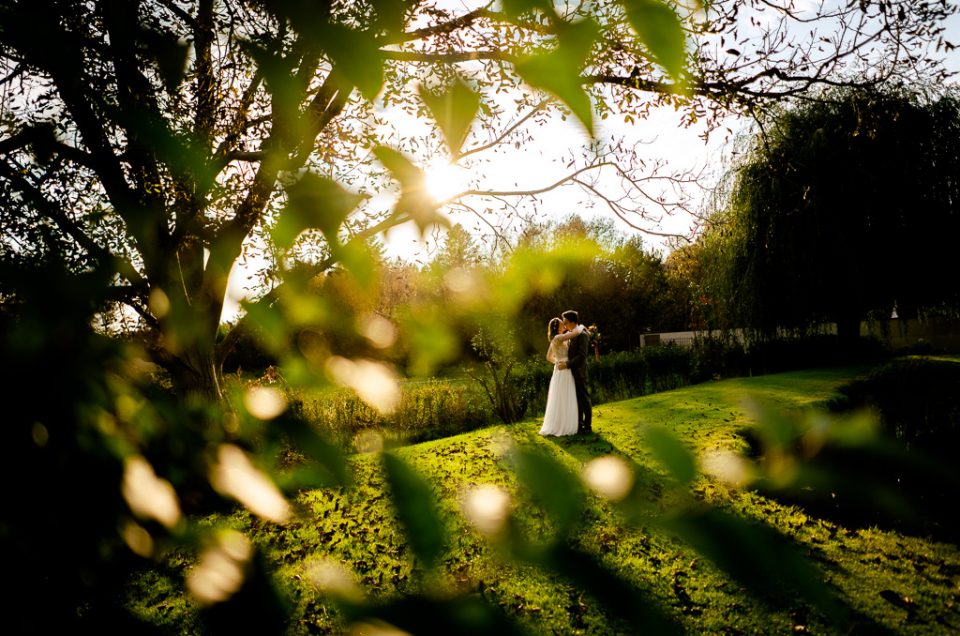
[573,376,592,433]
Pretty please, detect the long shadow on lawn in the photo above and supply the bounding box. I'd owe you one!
[541,431,899,635]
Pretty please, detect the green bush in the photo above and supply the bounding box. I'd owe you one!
[689,335,748,381]
[745,355,960,540]
[830,356,960,450]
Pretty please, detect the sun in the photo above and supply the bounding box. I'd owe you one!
[423,161,468,202]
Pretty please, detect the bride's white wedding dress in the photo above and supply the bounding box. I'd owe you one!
[539,329,582,436]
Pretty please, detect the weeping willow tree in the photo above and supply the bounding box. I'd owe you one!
[701,86,960,341]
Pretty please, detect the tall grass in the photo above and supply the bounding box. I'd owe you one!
[290,378,495,449]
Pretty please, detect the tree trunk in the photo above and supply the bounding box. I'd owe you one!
[160,344,227,404]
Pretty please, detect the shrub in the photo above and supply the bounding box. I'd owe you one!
[830,356,960,451]
[783,355,960,539]
[689,335,749,381]
[464,328,530,424]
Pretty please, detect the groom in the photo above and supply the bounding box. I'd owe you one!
[557,310,592,434]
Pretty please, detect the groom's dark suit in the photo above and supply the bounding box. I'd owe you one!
[566,329,592,434]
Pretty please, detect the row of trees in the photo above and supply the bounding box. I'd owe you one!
[225,215,695,374]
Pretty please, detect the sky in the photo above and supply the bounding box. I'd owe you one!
[381,103,728,260]
[380,0,960,263]
[219,1,960,323]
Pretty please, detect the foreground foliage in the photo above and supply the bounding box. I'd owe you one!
[128,367,960,634]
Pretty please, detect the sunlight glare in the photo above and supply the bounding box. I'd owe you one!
[443,267,478,295]
[31,422,49,447]
[187,530,252,605]
[354,430,385,454]
[359,313,397,349]
[244,385,287,420]
[582,455,633,501]
[148,288,170,318]
[423,161,467,202]
[700,450,752,487]
[304,556,363,602]
[122,455,182,529]
[462,484,511,536]
[326,356,401,414]
[210,444,291,523]
[121,520,155,558]
[348,620,413,636]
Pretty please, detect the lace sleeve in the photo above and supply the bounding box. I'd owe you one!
[546,340,558,364]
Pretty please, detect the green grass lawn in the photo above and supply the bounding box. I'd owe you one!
[128,367,960,634]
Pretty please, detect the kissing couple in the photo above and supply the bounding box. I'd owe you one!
[539,310,593,437]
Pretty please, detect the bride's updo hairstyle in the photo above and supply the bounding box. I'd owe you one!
[547,317,561,341]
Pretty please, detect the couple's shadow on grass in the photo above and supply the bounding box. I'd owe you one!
[537,430,901,636]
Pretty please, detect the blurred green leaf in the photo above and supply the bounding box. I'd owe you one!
[370,0,406,33]
[381,452,447,569]
[511,447,584,534]
[419,79,480,157]
[643,423,696,485]
[623,0,688,86]
[244,42,303,135]
[399,306,460,376]
[494,240,600,315]
[118,106,216,192]
[273,173,362,249]
[501,0,551,20]
[533,545,684,634]
[339,594,524,635]
[373,146,448,235]
[663,507,844,622]
[276,416,352,488]
[140,27,189,93]
[373,145,421,183]
[744,406,958,535]
[743,399,800,452]
[241,300,288,354]
[26,122,57,163]
[316,23,384,100]
[515,18,600,135]
[333,239,379,293]
[814,409,879,447]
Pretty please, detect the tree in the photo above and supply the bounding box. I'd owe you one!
[466,326,529,424]
[508,215,677,351]
[701,86,960,340]
[430,223,485,271]
[0,0,952,401]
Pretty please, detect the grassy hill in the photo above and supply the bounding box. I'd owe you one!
[127,367,960,634]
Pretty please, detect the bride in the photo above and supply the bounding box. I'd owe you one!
[539,317,584,436]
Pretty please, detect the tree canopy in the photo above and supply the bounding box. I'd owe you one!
[0,0,951,398]
[697,86,960,339]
